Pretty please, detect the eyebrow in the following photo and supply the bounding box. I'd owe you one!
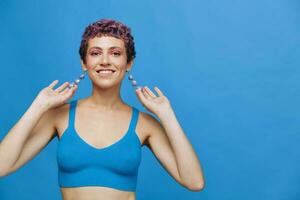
[89,46,122,50]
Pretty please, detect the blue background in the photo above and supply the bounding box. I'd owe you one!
[0,0,299,199]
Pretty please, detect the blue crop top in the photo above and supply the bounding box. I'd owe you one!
[56,99,142,192]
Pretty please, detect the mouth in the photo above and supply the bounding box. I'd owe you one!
[96,69,116,76]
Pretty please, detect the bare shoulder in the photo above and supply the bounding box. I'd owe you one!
[136,110,163,146]
[52,102,71,115]
[51,102,72,138]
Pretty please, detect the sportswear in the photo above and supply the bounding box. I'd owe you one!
[56,99,142,191]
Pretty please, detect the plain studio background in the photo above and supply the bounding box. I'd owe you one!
[0,0,299,199]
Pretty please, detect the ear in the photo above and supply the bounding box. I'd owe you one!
[80,59,87,71]
[126,59,134,71]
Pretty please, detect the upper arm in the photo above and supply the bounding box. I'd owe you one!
[7,107,57,174]
[141,112,185,187]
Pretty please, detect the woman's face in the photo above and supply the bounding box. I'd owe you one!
[81,36,133,89]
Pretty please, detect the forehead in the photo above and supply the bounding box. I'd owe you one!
[87,36,125,50]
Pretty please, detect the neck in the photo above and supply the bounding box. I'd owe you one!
[86,83,125,110]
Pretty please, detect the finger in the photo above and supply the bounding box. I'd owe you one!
[60,87,75,95]
[154,86,164,97]
[135,88,148,106]
[144,86,157,98]
[61,84,77,98]
[55,82,69,93]
[48,80,59,89]
[142,87,152,100]
[60,86,70,96]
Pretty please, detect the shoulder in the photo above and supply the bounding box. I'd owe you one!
[50,100,75,128]
[52,100,73,116]
[136,110,164,143]
[37,101,71,122]
[138,111,161,129]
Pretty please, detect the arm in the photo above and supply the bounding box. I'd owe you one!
[142,110,204,191]
[136,86,205,191]
[157,110,204,190]
[0,99,51,176]
[0,80,77,176]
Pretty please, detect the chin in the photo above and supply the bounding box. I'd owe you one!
[92,80,121,90]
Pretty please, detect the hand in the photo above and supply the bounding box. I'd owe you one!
[35,80,78,110]
[135,86,173,117]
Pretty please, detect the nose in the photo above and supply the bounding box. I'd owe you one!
[101,52,110,66]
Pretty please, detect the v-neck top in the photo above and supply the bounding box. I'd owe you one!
[56,99,142,192]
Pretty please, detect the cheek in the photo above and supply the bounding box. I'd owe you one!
[85,55,127,69]
[85,58,98,69]
[85,64,95,70]
[109,60,127,70]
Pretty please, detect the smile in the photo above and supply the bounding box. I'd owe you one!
[96,69,116,76]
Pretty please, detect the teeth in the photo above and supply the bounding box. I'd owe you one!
[99,70,114,74]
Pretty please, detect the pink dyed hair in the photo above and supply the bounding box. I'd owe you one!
[79,18,136,64]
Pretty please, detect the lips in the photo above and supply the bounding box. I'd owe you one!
[96,69,116,74]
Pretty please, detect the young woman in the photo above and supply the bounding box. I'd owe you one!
[0,19,204,200]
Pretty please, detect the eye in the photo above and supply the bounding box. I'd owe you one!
[90,52,100,56]
[112,52,121,56]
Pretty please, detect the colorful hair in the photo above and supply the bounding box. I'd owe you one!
[79,18,136,64]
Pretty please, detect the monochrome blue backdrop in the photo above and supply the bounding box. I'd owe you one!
[0,0,299,199]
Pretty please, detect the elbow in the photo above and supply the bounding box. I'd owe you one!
[185,179,205,192]
[0,167,14,178]
[0,170,9,177]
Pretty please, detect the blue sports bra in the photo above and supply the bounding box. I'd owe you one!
[56,99,142,192]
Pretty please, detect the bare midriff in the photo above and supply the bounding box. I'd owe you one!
[60,186,136,200]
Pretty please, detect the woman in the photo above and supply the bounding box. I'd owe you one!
[0,19,204,200]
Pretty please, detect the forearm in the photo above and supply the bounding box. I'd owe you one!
[159,109,204,188]
[0,99,48,175]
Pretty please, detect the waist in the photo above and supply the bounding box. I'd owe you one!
[60,186,136,200]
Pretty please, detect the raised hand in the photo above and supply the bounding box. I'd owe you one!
[135,86,173,117]
[35,80,78,110]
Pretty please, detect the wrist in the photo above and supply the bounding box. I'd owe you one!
[157,107,175,122]
[31,98,50,114]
